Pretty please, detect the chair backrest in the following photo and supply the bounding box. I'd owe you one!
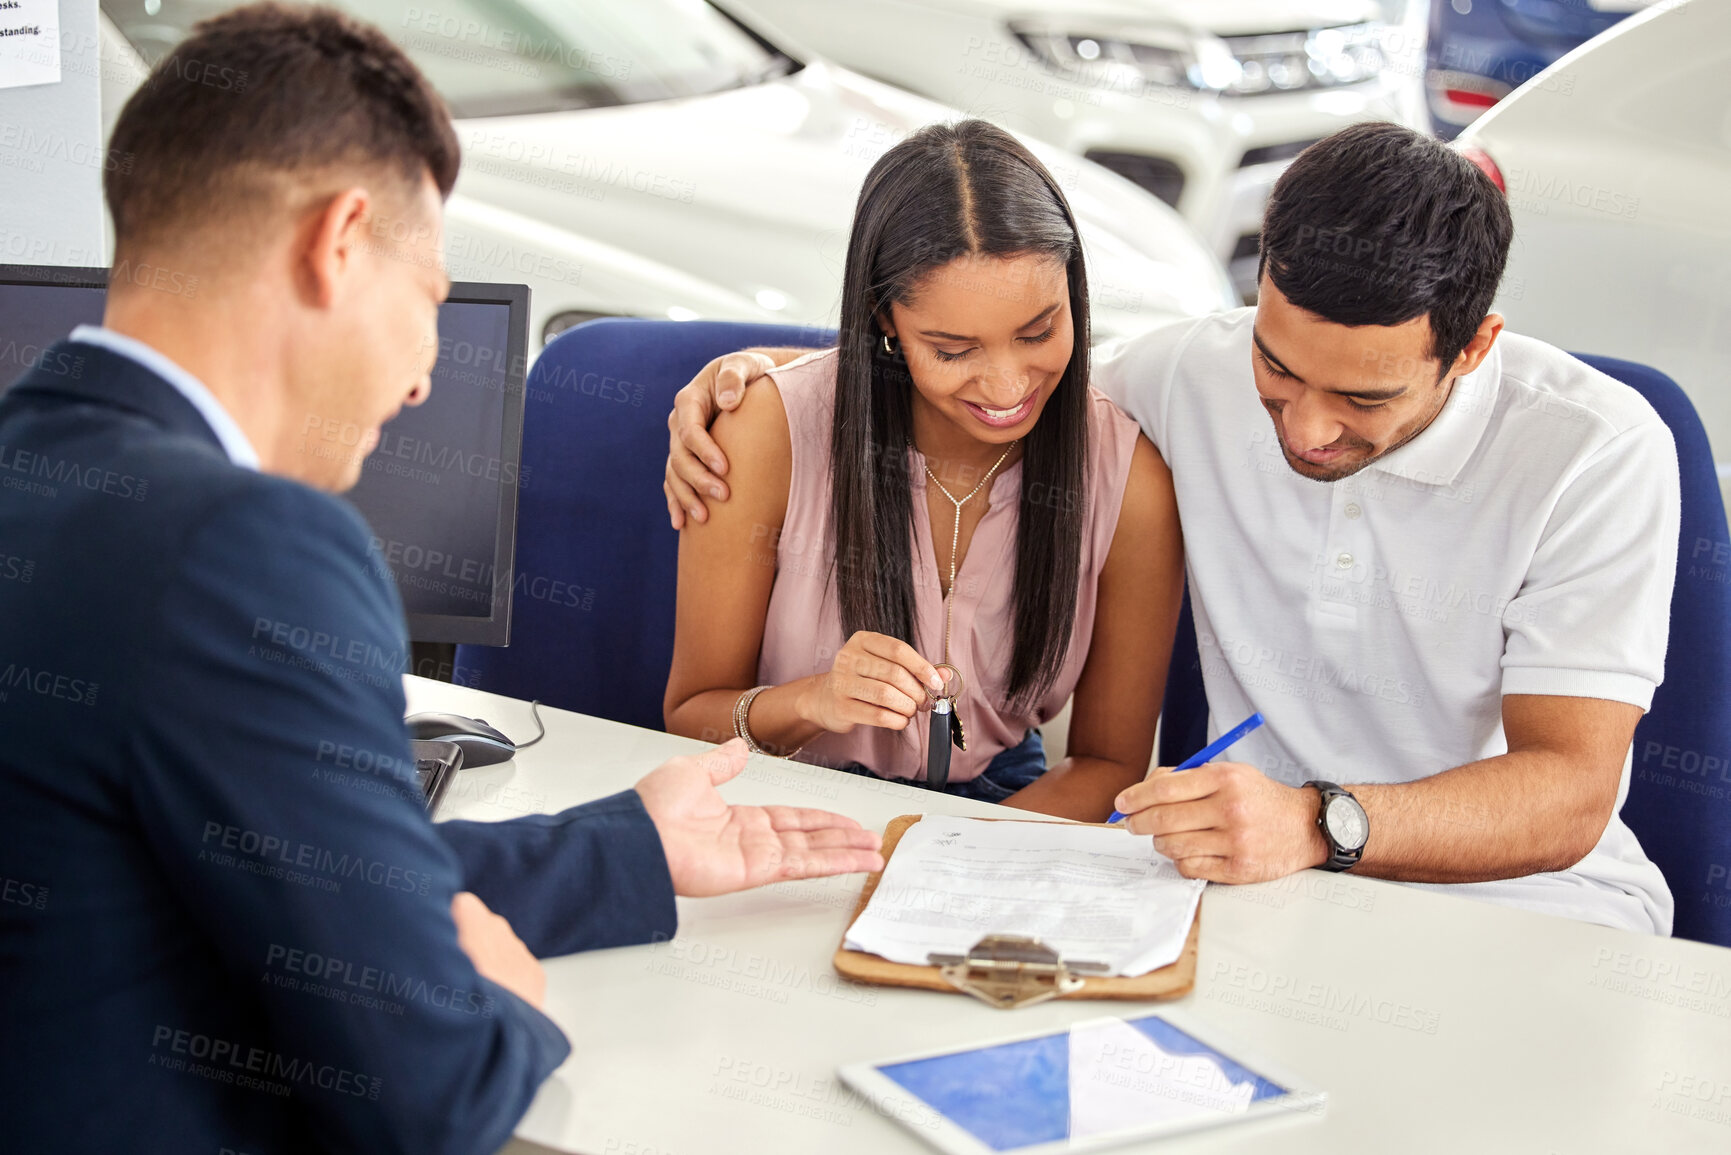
[1155,353,1731,945]
[455,318,834,732]
[1574,354,1731,946]
[1157,587,1208,770]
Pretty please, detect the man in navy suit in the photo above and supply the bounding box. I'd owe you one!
[0,6,881,1153]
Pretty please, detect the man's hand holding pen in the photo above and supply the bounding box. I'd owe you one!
[1113,763,1330,884]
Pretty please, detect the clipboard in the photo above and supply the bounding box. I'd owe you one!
[833,814,1200,1007]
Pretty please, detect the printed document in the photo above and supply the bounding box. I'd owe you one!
[844,817,1205,977]
[0,0,59,91]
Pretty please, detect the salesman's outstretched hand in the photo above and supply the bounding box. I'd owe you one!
[634,738,884,896]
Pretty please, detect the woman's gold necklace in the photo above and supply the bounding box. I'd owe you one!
[922,438,1017,694]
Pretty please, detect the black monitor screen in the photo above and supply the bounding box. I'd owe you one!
[0,275,105,377]
[0,266,529,646]
[347,295,525,641]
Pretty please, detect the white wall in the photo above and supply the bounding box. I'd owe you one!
[0,0,107,269]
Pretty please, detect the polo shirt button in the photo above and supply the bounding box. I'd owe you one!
[1336,552,1354,569]
[1344,503,1362,520]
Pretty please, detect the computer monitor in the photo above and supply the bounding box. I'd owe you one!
[344,283,529,646]
[0,264,530,646]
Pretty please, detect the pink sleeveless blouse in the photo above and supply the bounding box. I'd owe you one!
[756,348,1141,783]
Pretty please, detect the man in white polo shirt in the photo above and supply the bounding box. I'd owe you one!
[663,123,1679,934]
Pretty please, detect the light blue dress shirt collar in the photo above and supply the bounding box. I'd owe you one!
[69,324,261,471]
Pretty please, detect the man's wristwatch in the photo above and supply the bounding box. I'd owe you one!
[1304,781,1368,872]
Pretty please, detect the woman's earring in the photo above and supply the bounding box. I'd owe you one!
[880,333,899,357]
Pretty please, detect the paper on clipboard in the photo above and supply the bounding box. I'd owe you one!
[0,0,60,92]
[842,817,1205,978]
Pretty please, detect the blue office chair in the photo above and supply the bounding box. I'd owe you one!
[1155,355,1731,947]
[1574,355,1731,947]
[454,318,835,732]
[1156,588,1208,771]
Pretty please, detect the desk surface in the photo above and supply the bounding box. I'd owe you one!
[407,676,1731,1155]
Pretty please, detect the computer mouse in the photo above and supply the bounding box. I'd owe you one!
[404,712,517,767]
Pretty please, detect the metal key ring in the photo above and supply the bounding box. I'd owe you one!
[927,663,964,703]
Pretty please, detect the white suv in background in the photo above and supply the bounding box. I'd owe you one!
[729,0,1426,299]
[93,0,1237,353]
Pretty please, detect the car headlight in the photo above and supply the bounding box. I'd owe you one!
[1010,21,1384,96]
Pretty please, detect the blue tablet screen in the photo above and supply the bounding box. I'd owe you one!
[876,1015,1288,1151]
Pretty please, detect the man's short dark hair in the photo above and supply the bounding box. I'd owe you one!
[1258,122,1512,371]
[106,2,460,257]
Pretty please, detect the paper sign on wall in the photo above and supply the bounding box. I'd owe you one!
[0,0,60,92]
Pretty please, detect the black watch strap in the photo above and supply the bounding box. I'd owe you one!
[1305,780,1366,872]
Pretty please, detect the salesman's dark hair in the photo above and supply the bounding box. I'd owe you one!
[106,2,460,258]
[1258,122,1512,372]
[832,120,1089,711]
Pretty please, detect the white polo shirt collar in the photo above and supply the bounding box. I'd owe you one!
[1367,340,1501,488]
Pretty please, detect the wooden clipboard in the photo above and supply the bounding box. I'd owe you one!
[832,814,1200,1002]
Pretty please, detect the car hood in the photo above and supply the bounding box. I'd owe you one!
[448,60,1233,337]
[874,0,1384,36]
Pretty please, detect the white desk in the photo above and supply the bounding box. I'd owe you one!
[406,676,1731,1155]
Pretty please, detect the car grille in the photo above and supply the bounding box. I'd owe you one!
[1240,138,1322,168]
[1083,150,1185,208]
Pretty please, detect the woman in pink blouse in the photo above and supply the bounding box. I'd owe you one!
[664,121,1183,821]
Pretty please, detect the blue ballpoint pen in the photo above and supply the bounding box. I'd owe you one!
[1107,711,1266,824]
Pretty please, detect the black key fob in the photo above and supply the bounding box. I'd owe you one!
[928,700,953,792]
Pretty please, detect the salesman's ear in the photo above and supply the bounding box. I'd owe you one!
[297,187,372,311]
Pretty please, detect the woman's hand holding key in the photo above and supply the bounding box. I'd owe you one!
[795,631,947,735]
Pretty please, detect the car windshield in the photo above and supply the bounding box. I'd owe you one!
[100,0,792,119]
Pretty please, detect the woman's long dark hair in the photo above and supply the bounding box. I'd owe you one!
[830,119,1090,713]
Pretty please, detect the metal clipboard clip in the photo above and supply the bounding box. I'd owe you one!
[926,934,1112,1010]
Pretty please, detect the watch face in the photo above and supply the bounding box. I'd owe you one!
[1324,795,1369,851]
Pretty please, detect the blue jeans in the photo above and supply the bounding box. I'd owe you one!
[834,729,1047,803]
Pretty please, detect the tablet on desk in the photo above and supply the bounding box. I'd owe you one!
[839,1011,1323,1154]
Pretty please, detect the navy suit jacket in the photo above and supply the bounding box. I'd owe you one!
[0,341,678,1154]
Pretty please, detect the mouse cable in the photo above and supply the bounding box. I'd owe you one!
[514,699,548,749]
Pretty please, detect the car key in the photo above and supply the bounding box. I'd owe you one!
[928,697,954,792]
[926,663,966,791]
